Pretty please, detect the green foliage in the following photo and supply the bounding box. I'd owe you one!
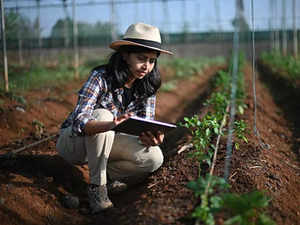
[0,89,26,105]
[234,120,248,146]
[0,56,99,92]
[160,56,225,80]
[180,52,274,225]
[4,11,38,41]
[181,114,221,167]
[222,191,276,225]
[260,51,300,80]
[187,175,229,225]
[160,80,177,92]
[50,18,114,39]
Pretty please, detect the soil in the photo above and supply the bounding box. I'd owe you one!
[0,62,299,225]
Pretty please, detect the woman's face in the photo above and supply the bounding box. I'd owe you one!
[123,51,158,80]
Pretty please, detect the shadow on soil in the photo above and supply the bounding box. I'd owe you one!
[0,154,87,204]
[257,60,300,162]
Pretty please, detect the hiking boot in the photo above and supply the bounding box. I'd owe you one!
[87,184,113,214]
[107,180,128,195]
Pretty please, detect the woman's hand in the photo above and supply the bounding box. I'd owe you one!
[139,131,164,147]
[112,113,133,128]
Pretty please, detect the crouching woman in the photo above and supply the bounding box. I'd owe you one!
[56,22,173,214]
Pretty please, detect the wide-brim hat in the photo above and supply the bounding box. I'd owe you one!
[109,23,173,55]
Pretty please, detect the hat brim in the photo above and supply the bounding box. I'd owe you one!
[110,40,173,55]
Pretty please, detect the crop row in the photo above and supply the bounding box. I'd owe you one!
[260,51,300,82]
[180,53,276,225]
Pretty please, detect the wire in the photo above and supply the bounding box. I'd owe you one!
[250,0,270,150]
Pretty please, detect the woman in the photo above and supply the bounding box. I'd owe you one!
[56,22,173,214]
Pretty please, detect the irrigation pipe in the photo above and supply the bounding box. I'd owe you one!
[0,134,58,160]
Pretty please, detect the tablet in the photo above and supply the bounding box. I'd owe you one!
[112,116,177,136]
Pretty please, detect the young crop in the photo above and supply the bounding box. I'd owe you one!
[221,191,276,225]
[260,51,300,80]
[181,53,275,225]
[187,174,229,225]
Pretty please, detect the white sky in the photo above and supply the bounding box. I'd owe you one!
[4,0,300,37]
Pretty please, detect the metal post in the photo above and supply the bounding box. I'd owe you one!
[72,0,79,78]
[274,0,280,51]
[282,0,287,56]
[36,0,42,62]
[16,0,24,66]
[110,0,117,41]
[0,0,8,92]
[269,0,275,50]
[293,0,298,58]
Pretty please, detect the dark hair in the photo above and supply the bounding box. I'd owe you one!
[104,45,161,99]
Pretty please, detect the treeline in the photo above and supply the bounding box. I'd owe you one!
[3,30,299,50]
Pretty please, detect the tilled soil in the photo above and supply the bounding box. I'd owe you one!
[0,63,299,225]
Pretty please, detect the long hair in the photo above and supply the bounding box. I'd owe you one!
[104,45,161,99]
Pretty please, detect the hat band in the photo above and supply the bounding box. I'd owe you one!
[123,38,162,50]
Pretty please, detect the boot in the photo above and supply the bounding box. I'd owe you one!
[87,184,113,214]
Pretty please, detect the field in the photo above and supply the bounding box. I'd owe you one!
[0,56,299,225]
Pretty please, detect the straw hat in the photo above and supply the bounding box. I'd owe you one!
[109,22,173,55]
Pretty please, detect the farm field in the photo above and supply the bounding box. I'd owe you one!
[0,60,299,225]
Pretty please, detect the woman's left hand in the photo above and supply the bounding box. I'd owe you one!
[139,131,164,147]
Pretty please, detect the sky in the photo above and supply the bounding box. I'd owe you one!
[4,0,300,37]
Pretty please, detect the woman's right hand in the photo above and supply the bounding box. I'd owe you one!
[112,113,133,128]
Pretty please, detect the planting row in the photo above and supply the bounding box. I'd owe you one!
[180,53,276,225]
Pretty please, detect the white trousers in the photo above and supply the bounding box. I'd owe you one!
[56,109,164,186]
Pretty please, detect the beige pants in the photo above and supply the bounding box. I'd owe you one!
[56,109,164,186]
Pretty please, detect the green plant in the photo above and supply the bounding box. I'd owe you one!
[187,175,229,225]
[222,191,276,225]
[234,120,248,150]
[260,51,300,80]
[181,52,274,225]
[160,80,177,92]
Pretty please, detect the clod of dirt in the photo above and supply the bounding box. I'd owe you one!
[62,195,80,209]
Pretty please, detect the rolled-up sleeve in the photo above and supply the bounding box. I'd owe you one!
[72,70,104,135]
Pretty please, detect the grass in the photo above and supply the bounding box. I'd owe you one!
[0,58,107,93]
[0,56,225,94]
[160,56,225,79]
[159,56,226,92]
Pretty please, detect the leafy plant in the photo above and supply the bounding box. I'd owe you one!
[222,191,276,225]
[234,120,248,150]
[260,51,300,80]
[187,175,229,225]
[181,52,275,225]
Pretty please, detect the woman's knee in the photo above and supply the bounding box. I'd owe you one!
[92,108,114,122]
[142,146,164,172]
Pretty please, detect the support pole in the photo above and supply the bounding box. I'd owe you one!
[36,0,42,62]
[110,0,117,41]
[72,0,79,78]
[274,0,280,51]
[16,0,24,66]
[0,0,8,92]
[282,0,287,56]
[293,0,298,58]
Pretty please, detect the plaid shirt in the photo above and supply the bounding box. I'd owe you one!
[61,67,156,136]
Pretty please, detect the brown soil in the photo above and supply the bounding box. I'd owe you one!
[0,63,299,225]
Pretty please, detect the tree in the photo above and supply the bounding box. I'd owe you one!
[4,10,36,41]
[50,19,115,39]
